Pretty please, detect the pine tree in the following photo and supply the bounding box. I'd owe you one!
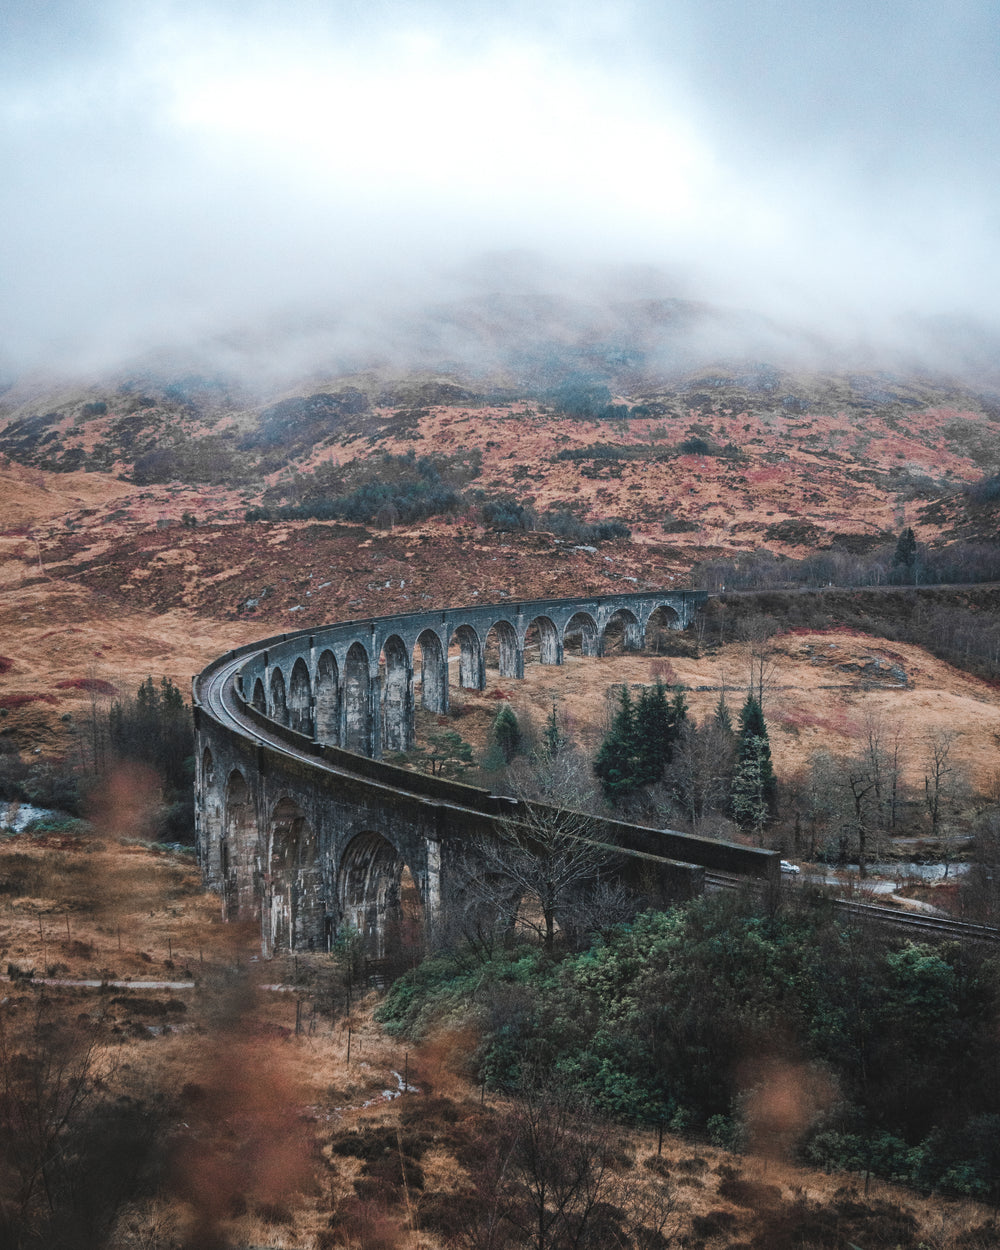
[731,737,773,843]
[714,691,734,737]
[732,694,776,832]
[893,526,917,569]
[634,681,667,785]
[594,686,639,804]
[542,702,564,761]
[633,680,689,786]
[491,703,522,764]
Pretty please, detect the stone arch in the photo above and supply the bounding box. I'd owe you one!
[251,677,266,714]
[645,603,681,653]
[601,607,642,655]
[562,611,598,657]
[288,657,313,737]
[269,666,289,725]
[413,629,446,713]
[338,831,423,960]
[265,796,321,955]
[524,615,561,665]
[449,623,484,690]
[315,649,341,745]
[223,769,256,920]
[380,634,413,753]
[343,641,372,754]
[484,619,521,679]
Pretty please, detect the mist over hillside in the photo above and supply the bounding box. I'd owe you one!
[2,1,999,385]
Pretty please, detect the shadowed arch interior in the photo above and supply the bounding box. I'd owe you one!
[266,796,321,955]
[381,634,413,753]
[563,611,598,657]
[288,657,313,737]
[601,608,642,655]
[645,604,681,653]
[269,666,289,725]
[338,831,423,961]
[413,629,446,713]
[315,649,341,744]
[524,615,560,665]
[252,677,266,713]
[484,619,520,679]
[343,641,372,754]
[449,623,484,690]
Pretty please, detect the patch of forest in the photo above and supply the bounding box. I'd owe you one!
[379,891,1000,1202]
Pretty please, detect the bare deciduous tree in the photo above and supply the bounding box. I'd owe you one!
[923,728,959,839]
[739,616,781,708]
[667,717,736,837]
[460,748,626,951]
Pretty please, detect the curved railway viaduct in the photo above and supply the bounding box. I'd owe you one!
[193,590,779,957]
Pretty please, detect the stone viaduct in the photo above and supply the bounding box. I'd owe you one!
[193,589,778,958]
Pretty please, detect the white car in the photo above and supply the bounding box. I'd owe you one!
[780,860,801,875]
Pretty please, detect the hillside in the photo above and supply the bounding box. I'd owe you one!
[2,360,999,563]
[0,354,999,785]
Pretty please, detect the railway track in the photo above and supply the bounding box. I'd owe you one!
[705,871,1000,943]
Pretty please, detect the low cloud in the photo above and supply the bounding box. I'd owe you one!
[2,1,998,381]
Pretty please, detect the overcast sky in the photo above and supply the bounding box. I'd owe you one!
[2,0,998,379]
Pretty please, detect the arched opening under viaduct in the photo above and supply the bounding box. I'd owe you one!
[251,677,266,714]
[288,657,313,738]
[524,615,561,666]
[449,624,483,692]
[413,629,446,713]
[484,619,520,681]
[343,642,372,754]
[315,649,340,744]
[381,634,413,753]
[265,796,321,955]
[646,604,682,653]
[269,667,289,725]
[338,831,424,963]
[562,611,598,658]
[601,608,642,656]
[223,770,255,920]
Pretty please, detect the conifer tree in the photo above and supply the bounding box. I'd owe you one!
[893,526,917,570]
[634,681,668,785]
[542,702,564,761]
[732,694,777,836]
[634,680,689,785]
[594,686,639,804]
[714,690,734,737]
[491,703,522,764]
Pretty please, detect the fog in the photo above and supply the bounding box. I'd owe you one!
[2,0,999,383]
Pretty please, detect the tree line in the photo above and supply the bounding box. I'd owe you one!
[0,677,194,842]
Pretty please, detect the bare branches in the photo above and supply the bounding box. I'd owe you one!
[458,749,625,952]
